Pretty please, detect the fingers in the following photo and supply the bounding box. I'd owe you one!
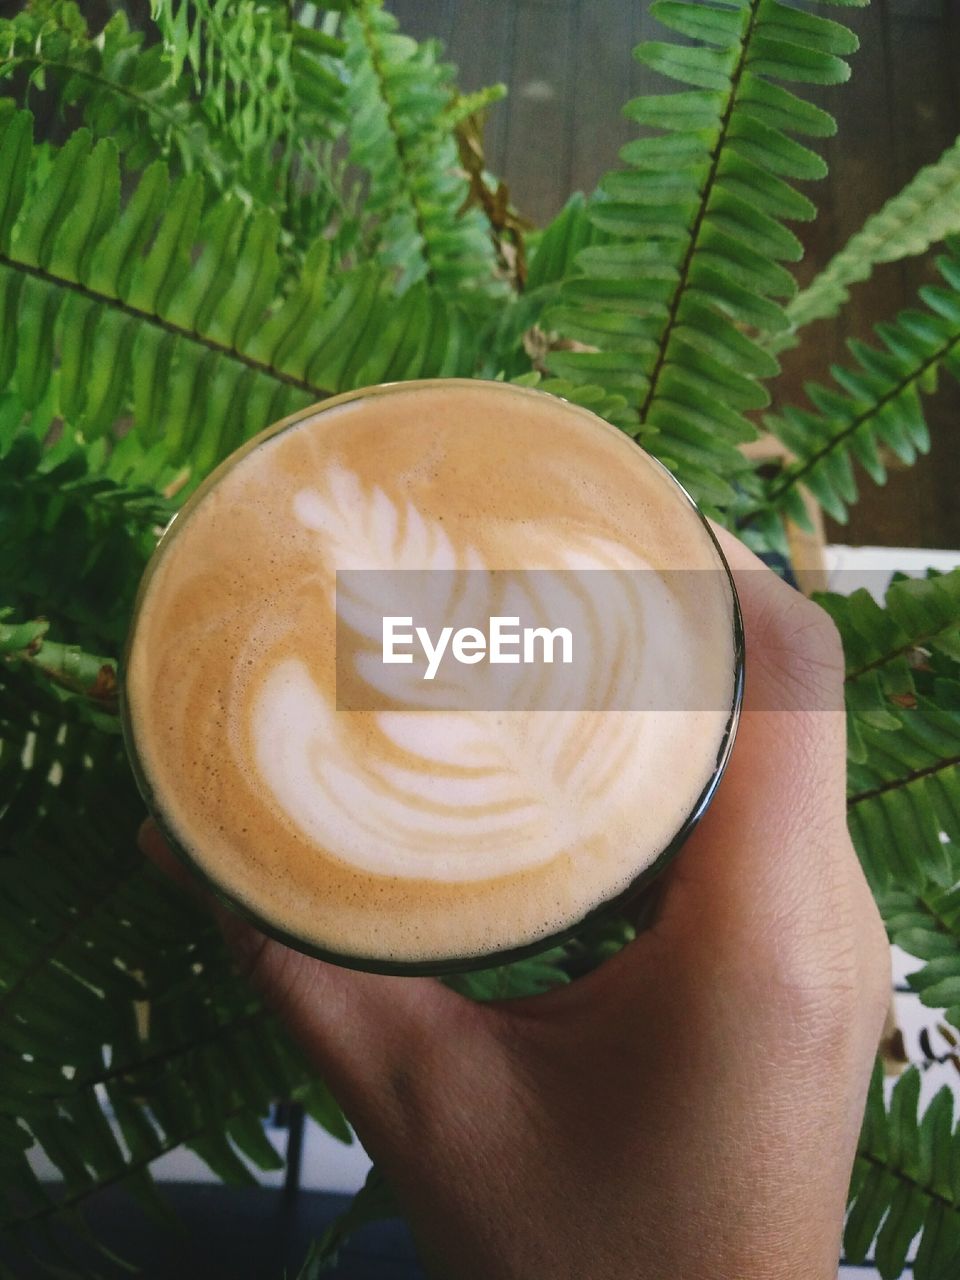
[138,820,475,1113]
[619,528,876,996]
[705,526,848,837]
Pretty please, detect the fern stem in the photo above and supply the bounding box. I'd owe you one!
[28,1009,267,1101]
[11,1100,256,1230]
[3,56,190,143]
[0,254,335,401]
[856,1148,960,1214]
[355,3,438,288]
[3,639,119,713]
[0,860,135,1020]
[847,754,960,808]
[766,330,960,506]
[636,0,762,426]
[846,631,955,682]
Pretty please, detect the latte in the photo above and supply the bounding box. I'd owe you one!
[123,380,742,970]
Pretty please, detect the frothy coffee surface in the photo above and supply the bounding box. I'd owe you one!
[125,381,737,964]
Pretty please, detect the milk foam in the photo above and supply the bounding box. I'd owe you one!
[125,381,738,964]
[252,473,706,881]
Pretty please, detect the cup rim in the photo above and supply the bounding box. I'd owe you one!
[120,377,745,979]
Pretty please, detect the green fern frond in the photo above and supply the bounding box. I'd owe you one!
[823,569,960,896]
[759,242,960,524]
[880,846,960,1030]
[0,0,358,263]
[443,947,571,1000]
[150,0,346,147]
[342,0,499,295]
[477,195,597,379]
[0,432,171,652]
[0,666,117,845]
[784,133,960,343]
[0,2,222,180]
[146,0,358,258]
[510,371,635,433]
[0,111,477,485]
[830,572,960,684]
[0,671,350,1270]
[846,691,960,893]
[847,1064,960,1280]
[816,569,960,761]
[525,194,608,294]
[839,573,960,680]
[540,0,863,507]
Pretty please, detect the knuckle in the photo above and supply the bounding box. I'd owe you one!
[857,894,893,1029]
[750,874,892,1062]
[751,585,844,711]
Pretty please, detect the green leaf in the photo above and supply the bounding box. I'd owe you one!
[758,247,960,524]
[342,2,499,295]
[784,135,960,341]
[635,42,740,92]
[545,0,859,509]
[13,127,93,271]
[849,1064,960,1277]
[0,110,474,481]
[0,110,32,254]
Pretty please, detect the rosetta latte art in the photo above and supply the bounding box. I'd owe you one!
[251,466,701,881]
[124,381,738,965]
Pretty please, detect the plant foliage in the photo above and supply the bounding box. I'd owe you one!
[752,242,960,532]
[880,844,960,1040]
[785,135,960,342]
[1,0,960,1275]
[538,0,863,509]
[846,1064,960,1280]
[0,109,479,491]
[811,570,960,1273]
[341,2,500,294]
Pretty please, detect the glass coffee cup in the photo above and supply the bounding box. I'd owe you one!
[122,379,744,976]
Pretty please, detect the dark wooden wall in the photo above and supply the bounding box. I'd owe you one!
[388,0,960,550]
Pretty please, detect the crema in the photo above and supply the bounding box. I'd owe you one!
[123,380,740,968]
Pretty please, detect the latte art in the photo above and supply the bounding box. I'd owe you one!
[124,380,740,967]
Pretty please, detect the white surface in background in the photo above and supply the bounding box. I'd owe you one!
[825,544,960,583]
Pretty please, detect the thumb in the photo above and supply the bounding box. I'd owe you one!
[641,527,869,979]
[138,820,480,1123]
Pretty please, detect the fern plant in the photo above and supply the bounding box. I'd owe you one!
[1,0,960,1275]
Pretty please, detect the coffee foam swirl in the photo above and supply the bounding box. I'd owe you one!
[125,382,737,963]
[254,467,706,881]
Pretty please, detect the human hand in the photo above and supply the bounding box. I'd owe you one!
[140,529,891,1280]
